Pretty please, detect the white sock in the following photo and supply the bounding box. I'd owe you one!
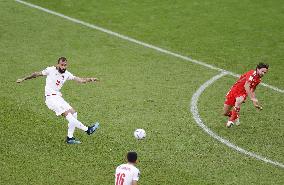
[67,122,76,138]
[72,112,78,119]
[66,113,88,132]
[67,113,78,138]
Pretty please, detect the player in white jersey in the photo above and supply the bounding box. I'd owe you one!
[16,57,99,144]
[115,151,140,185]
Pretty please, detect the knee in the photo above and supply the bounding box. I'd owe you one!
[70,108,76,114]
[223,112,230,117]
[234,106,241,112]
[62,109,75,117]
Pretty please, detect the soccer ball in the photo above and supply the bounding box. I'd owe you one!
[134,129,146,140]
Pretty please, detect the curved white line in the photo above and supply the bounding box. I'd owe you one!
[190,72,284,169]
[15,0,284,169]
[15,0,284,93]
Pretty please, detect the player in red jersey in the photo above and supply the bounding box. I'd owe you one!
[223,63,269,127]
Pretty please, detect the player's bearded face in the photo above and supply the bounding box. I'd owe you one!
[58,62,67,73]
[58,67,66,73]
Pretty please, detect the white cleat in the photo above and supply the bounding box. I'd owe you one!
[226,121,234,128]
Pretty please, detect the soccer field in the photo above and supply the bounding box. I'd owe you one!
[0,0,283,184]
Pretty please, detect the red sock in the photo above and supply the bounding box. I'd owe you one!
[229,107,240,122]
[227,111,232,117]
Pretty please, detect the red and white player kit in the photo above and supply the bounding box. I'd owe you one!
[115,163,140,185]
[16,57,99,144]
[223,63,269,128]
[225,70,261,106]
[42,66,75,116]
[115,151,140,185]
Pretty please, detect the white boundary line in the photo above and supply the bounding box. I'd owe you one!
[15,0,284,93]
[190,72,284,168]
[15,0,284,169]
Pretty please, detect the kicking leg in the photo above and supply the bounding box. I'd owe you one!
[63,109,99,144]
[63,109,88,132]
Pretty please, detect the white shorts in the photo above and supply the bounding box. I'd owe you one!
[45,95,72,116]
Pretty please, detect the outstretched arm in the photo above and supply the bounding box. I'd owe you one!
[16,71,43,83]
[74,76,98,84]
[244,81,262,110]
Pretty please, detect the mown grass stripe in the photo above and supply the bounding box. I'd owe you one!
[15,0,284,94]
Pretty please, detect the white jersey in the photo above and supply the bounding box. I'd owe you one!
[42,66,75,96]
[115,163,140,185]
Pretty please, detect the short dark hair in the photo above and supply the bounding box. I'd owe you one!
[58,57,67,64]
[127,151,137,163]
[256,63,269,70]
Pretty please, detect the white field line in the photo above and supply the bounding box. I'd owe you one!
[15,0,284,93]
[190,72,284,169]
[15,0,284,169]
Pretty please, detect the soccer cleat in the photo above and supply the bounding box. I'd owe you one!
[225,121,234,128]
[235,118,240,126]
[66,137,81,144]
[86,122,100,135]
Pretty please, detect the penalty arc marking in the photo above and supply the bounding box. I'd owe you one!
[190,72,284,169]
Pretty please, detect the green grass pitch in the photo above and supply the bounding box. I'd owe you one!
[0,0,283,184]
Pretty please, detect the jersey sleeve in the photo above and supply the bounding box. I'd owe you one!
[41,67,52,76]
[132,169,140,181]
[66,71,76,80]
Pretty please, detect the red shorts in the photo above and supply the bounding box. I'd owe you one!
[224,90,247,106]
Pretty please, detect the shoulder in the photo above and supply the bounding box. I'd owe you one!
[42,66,56,75]
[64,70,74,76]
[65,70,72,75]
[65,70,76,79]
[131,166,140,180]
[115,164,125,173]
[116,164,124,170]
[132,165,140,173]
[245,70,255,76]
[43,66,55,70]
[245,70,256,80]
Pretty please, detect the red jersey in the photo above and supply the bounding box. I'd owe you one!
[229,70,261,95]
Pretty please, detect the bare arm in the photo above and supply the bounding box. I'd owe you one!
[132,180,138,185]
[73,76,98,84]
[16,71,43,83]
[244,81,262,110]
